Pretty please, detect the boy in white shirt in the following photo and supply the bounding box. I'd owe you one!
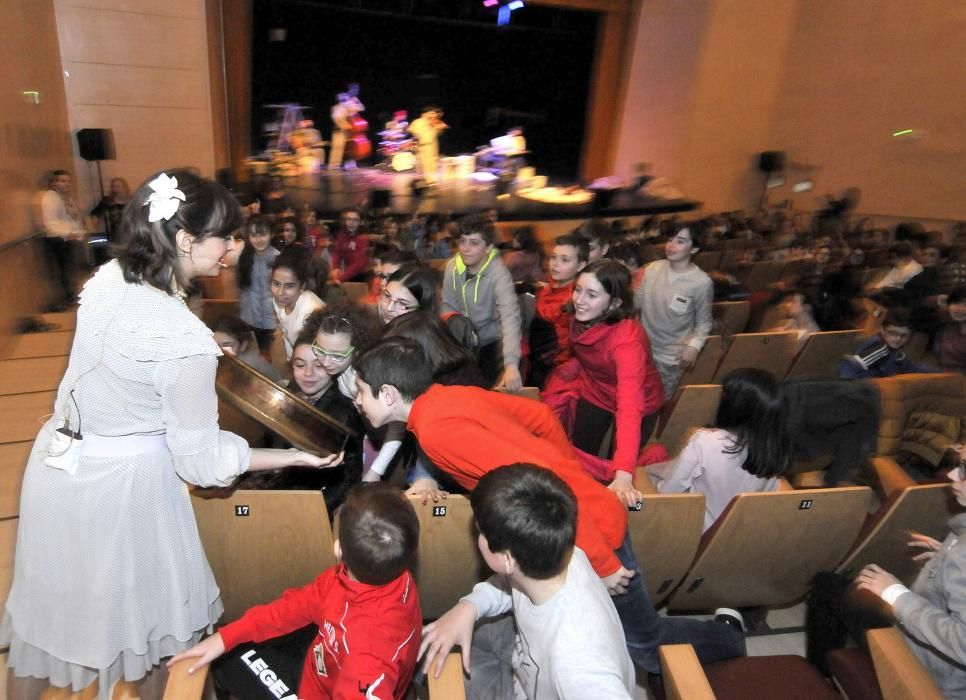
[419,464,635,700]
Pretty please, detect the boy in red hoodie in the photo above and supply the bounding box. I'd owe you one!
[351,339,745,677]
[527,233,588,389]
[168,483,421,700]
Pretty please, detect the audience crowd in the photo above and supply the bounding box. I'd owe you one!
[12,168,966,699]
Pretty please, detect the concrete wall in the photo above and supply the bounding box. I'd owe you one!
[614,0,966,221]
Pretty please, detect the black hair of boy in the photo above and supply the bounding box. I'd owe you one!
[471,464,577,580]
[670,220,707,252]
[882,307,912,330]
[338,482,420,585]
[554,233,590,263]
[354,338,433,401]
[459,213,499,246]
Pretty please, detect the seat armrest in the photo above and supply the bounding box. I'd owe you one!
[427,652,466,700]
[659,644,715,700]
[867,627,942,700]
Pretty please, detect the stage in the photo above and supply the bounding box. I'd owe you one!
[277,168,699,222]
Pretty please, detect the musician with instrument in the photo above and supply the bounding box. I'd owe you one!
[329,89,367,170]
[409,105,448,184]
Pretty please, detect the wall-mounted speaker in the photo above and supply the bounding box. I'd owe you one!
[77,128,115,161]
[757,151,785,174]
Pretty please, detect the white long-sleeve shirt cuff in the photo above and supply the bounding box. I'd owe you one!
[881,583,911,606]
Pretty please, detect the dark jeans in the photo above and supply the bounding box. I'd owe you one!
[612,533,746,674]
[44,236,79,304]
[571,398,658,460]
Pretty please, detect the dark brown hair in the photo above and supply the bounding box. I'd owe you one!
[114,169,242,293]
[338,482,419,585]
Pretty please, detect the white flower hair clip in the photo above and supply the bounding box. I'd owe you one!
[144,173,186,223]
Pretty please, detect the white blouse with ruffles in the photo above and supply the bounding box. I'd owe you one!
[1,260,250,696]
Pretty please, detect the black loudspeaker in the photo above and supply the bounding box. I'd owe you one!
[758,151,785,173]
[77,128,115,161]
[369,189,391,209]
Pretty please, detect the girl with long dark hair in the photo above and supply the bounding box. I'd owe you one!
[647,367,791,530]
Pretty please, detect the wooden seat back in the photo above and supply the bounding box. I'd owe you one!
[340,281,369,303]
[837,483,955,584]
[711,332,798,383]
[191,489,335,623]
[678,335,724,388]
[656,384,722,456]
[743,261,786,292]
[867,627,943,700]
[199,298,241,329]
[629,487,705,605]
[712,301,750,336]
[873,373,966,458]
[666,487,872,611]
[784,330,863,379]
[660,645,715,700]
[693,251,723,272]
[0,518,18,614]
[408,495,486,620]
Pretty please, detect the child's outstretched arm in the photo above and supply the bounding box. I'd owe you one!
[418,600,478,678]
[167,633,226,674]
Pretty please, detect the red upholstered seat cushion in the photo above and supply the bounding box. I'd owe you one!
[827,648,882,700]
[704,655,842,700]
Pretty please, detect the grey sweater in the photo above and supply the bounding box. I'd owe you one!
[634,259,713,365]
[442,250,522,367]
[894,512,966,696]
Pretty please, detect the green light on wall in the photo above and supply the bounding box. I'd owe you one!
[892,129,914,137]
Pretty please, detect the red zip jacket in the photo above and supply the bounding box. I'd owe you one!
[330,229,370,282]
[542,318,663,475]
[532,281,575,365]
[219,565,420,700]
[408,384,626,577]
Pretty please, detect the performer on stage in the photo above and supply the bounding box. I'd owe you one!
[408,105,447,185]
[329,87,365,170]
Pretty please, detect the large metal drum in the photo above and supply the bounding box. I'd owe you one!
[215,354,356,456]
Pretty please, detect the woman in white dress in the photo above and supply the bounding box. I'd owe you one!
[1,171,340,698]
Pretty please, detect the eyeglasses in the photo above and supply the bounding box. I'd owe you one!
[311,341,355,361]
[381,289,418,312]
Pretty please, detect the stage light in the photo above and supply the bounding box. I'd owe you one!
[497,5,510,25]
[507,0,525,9]
[482,0,499,6]
[892,129,913,137]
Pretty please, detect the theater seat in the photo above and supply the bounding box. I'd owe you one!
[711,332,798,383]
[408,495,487,620]
[866,627,942,700]
[677,335,724,387]
[660,645,840,700]
[836,483,954,584]
[191,489,336,623]
[653,384,721,456]
[827,647,881,700]
[871,373,966,496]
[666,487,872,612]
[427,652,467,699]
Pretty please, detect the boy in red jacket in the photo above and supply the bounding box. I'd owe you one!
[351,339,745,677]
[168,483,421,700]
[527,233,588,388]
